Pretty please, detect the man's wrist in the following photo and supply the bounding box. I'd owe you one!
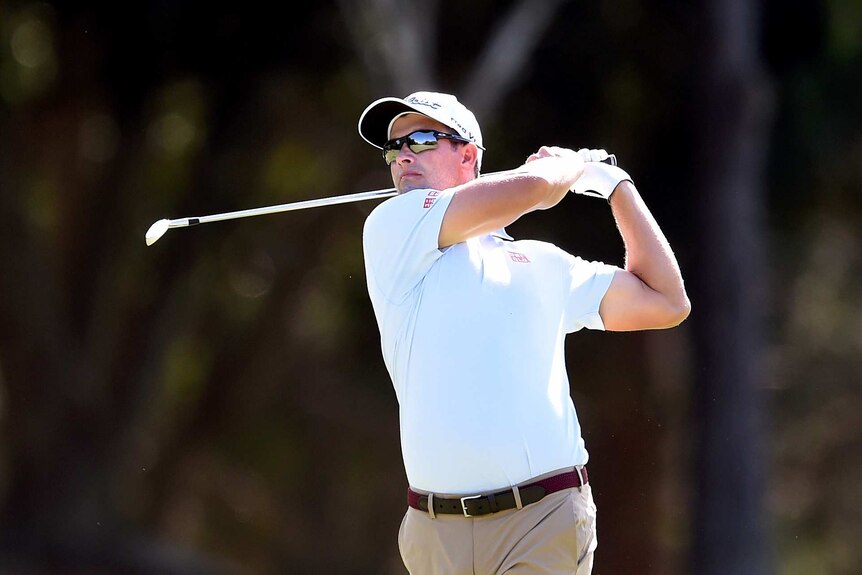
[607,179,634,205]
[571,163,633,201]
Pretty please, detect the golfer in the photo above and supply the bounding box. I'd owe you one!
[359,91,690,575]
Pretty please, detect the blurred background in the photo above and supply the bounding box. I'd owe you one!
[0,1,859,574]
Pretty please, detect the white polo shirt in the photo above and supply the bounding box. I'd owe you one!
[362,187,617,494]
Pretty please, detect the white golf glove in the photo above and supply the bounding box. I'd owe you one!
[572,148,633,201]
[576,148,612,163]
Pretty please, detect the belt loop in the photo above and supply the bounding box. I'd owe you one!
[512,485,523,510]
[427,493,436,519]
[576,466,584,491]
[487,492,498,514]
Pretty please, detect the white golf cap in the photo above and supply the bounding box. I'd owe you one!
[358,91,484,169]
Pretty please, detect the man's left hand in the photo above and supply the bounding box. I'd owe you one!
[571,149,633,201]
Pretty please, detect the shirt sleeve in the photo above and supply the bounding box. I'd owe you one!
[562,254,618,332]
[363,188,455,303]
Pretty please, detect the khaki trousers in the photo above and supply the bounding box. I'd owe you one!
[398,484,597,575]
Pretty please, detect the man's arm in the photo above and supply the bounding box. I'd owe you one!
[438,147,583,248]
[599,180,691,330]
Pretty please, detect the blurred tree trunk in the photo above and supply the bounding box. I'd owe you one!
[691,0,774,573]
[338,0,570,119]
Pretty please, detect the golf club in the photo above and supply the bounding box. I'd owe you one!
[145,154,616,246]
[145,186,398,246]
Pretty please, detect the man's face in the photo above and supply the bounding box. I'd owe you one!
[388,114,474,194]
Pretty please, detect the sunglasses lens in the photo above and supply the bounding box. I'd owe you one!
[383,148,399,164]
[407,131,439,154]
[382,131,441,164]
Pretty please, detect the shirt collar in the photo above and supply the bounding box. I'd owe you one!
[491,228,514,241]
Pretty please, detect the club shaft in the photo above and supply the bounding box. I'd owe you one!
[168,187,398,228]
[164,155,616,229]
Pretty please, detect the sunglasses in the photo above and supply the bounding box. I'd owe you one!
[382,130,471,165]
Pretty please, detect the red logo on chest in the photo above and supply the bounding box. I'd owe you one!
[507,251,531,263]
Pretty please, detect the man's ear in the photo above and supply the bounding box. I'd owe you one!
[461,143,478,169]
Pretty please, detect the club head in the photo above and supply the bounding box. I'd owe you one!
[145,219,171,246]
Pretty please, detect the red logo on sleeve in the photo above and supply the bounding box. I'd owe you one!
[423,191,439,209]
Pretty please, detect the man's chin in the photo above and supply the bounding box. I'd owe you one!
[397,181,424,194]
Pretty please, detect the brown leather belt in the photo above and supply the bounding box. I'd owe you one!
[407,467,588,517]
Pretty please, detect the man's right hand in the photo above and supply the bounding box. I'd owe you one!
[524,146,586,199]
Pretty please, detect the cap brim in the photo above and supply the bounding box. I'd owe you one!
[358,98,431,149]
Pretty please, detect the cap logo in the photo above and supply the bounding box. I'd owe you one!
[404,95,478,144]
[405,96,442,110]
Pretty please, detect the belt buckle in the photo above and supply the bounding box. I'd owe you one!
[460,494,483,517]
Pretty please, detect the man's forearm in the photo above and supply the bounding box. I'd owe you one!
[609,181,690,312]
[438,152,583,248]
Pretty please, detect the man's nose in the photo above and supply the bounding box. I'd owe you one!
[396,143,415,164]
